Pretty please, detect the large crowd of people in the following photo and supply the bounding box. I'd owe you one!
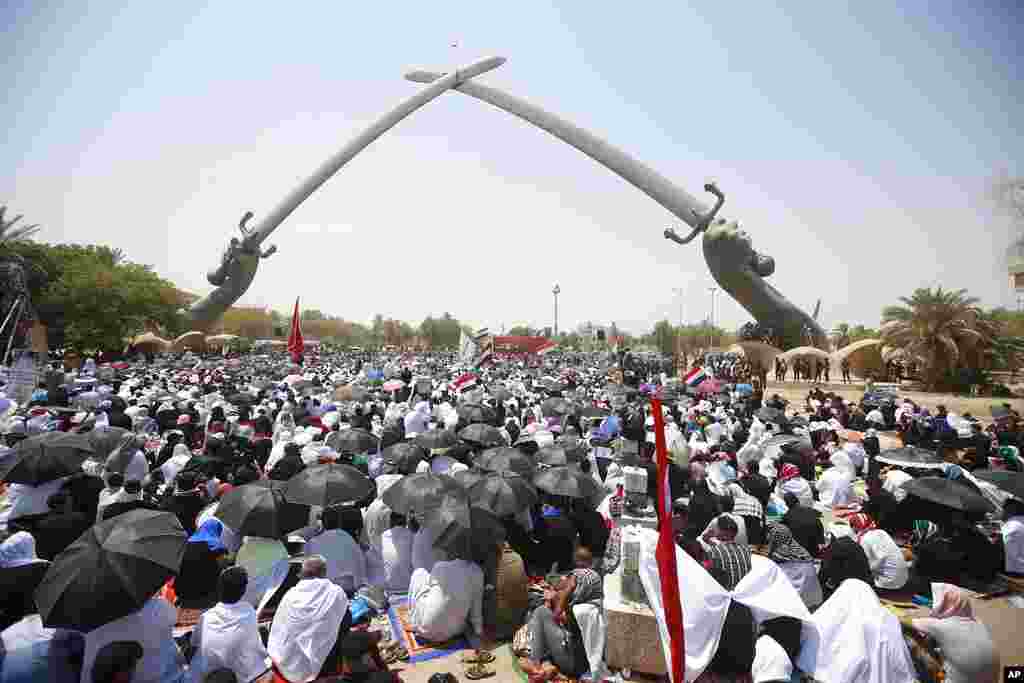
[0,346,1020,683]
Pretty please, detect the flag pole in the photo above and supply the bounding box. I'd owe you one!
[651,397,685,683]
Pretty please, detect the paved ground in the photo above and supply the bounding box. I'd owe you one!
[764,379,1024,417]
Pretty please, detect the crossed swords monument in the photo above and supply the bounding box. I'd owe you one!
[187,57,826,351]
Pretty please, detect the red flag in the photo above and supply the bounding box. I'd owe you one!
[287,297,304,363]
[651,397,685,683]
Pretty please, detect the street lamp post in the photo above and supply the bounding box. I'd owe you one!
[552,284,561,338]
[708,286,718,349]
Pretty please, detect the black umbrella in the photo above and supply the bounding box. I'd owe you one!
[382,442,428,475]
[875,446,946,469]
[87,426,133,460]
[972,470,1024,502]
[415,429,459,451]
[457,403,495,425]
[900,477,994,514]
[215,481,310,538]
[458,424,505,448]
[755,406,789,427]
[536,445,582,468]
[541,398,573,418]
[283,463,375,508]
[1,432,95,485]
[381,471,463,515]
[35,509,186,631]
[424,495,506,563]
[454,470,538,516]
[533,466,602,499]
[476,446,535,477]
[327,428,379,454]
[227,392,257,406]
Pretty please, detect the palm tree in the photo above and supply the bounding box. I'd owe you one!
[0,206,40,247]
[831,323,851,350]
[880,287,994,390]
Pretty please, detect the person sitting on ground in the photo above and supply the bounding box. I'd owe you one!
[487,541,529,642]
[379,512,414,593]
[815,451,854,508]
[533,497,578,573]
[96,472,126,523]
[699,515,752,591]
[817,532,874,601]
[569,496,609,561]
[408,547,485,646]
[331,630,397,683]
[91,641,144,683]
[101,480,156,520]
[727,482,764,546]
[518,567,603,682]
[781,492,825,558]
[81,589,182,683]
[776,464,813,508]
[268,555,351,683]
[1003,498,1024,577]
[765,522,823,610]
[901,583,998,683]
[175,518,229,607]
[162,471,207,535]
[187,567,270,683]
[0,531,51,630]
[411,513,446,573]
[700,495,748,546]
[32,492,93,561]
[849,512,909,591]
[304,505,367,596]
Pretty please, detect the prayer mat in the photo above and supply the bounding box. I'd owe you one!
[386,598,471,663]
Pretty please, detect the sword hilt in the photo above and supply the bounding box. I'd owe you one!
[690,182,726,231]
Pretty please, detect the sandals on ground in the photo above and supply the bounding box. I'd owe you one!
[465,662,496,679]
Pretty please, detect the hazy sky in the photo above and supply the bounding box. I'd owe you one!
[3,2,1022,336]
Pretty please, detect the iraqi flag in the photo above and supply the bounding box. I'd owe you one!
[287,297,304,364]
[449,372,478,394]
[682,366,708,388]
[651,397,685,683]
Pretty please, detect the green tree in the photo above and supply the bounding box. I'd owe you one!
[650,319,676,356]
[507,326,532,336]
[33,244,183,352]
[301,309,327,321]
[0,206,40,246]
[881,287,995,390]
[371,314,385,348]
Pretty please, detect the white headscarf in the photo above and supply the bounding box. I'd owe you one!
[268,577,349,683]
[0,532,40,568]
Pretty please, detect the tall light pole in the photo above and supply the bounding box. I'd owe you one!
[708,286,718,349]
[552,284,561,338]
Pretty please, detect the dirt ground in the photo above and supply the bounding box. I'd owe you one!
[764,379,1024,419]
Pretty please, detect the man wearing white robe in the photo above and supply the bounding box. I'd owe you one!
[268,556,350,683]
[408,554,484,645]
[80,596,183,683]
[305,506,367,594]
[188,567,270,683]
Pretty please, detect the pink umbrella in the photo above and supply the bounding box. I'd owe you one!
[696,378,722,394]
[383,379,406,393]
